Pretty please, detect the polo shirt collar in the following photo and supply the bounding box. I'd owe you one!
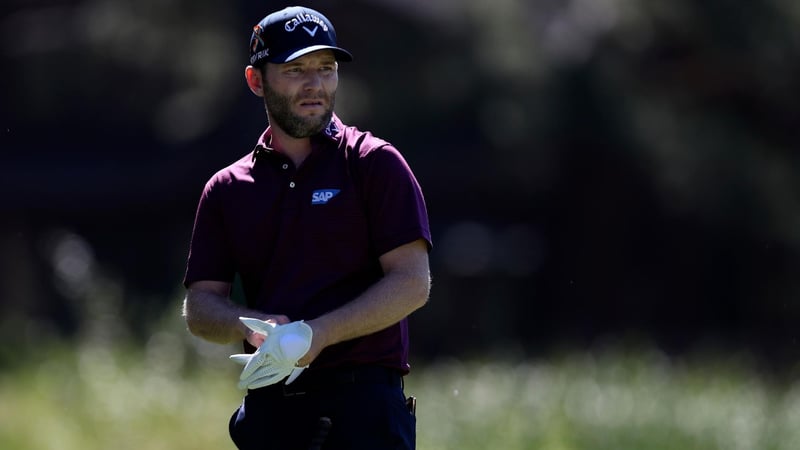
[252,114,344,163]
[320,113,345,142]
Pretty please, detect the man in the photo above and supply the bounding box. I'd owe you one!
[181,5,432,450]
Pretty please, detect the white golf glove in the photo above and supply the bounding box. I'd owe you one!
[229,317,312,390]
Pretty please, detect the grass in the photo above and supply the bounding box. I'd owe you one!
[407,350,800,450]
[2,328,800,450]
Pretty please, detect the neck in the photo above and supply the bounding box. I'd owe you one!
[269,125,312,167]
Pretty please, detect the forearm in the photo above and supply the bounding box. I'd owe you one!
[309,268,430,347]
[182,289,254,344]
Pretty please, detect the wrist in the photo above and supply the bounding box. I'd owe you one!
[307,316,335,348]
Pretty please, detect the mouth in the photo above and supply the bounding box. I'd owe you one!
[298,99,325,108]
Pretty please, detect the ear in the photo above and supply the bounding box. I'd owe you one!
[245,65,264,97]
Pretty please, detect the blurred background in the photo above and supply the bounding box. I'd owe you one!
[3,0,800,429]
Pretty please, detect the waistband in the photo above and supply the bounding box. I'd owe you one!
[248,365,404,397]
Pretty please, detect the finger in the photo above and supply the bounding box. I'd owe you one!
[246,331,266,348]
[273,315,291,325]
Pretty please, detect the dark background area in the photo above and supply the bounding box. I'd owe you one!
[2,0,799,371]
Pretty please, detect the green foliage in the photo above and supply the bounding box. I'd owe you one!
[2,337,800,450]
[407,349,800,450]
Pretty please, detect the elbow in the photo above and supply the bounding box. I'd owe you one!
[182,297,203,337]
[185,315,202,337]
[181,286,238,344]
[184,307,224,343]
[412,272,432,311]
[413,294,429,312]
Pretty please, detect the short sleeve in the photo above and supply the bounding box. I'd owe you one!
[182,175,236,287]
[360,144,432,256]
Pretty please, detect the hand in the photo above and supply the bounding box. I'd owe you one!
[230,318,313,389]
[242,314,289,348]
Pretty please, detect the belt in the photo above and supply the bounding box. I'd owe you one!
[248,366,404,397]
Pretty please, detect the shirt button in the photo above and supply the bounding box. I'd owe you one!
[289,181,296,188]
[282,164,289,170]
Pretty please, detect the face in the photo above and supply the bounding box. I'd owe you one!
[261,50,338,138]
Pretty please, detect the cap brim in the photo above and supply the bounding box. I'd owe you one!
[275,45,353,63]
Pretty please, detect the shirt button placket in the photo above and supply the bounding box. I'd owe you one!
[282,162,295,189]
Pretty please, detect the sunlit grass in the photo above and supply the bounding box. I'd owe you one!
[0,338,239,450]
[2,330,800,450]
[407,350,800,450]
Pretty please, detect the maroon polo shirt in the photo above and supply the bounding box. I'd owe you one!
[183,114,431,373]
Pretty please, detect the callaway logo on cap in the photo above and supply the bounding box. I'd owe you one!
[249,6,353,66]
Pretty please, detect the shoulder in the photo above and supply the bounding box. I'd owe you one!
[331,116,413,173]
[335,119,390,154]
[194,153,255,207]
[204,152,255,190]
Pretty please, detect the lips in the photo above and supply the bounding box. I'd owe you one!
[299,99,324,107]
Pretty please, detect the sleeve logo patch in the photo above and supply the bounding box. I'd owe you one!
[311,189,341,204]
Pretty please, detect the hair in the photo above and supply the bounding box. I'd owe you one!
[254,61,268,75]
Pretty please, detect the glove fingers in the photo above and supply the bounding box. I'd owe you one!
[239,364,292,390]
[242,362,279,383]
[230,319,313,390]
[229,354,251,365]
[239,317,276,335]
[244,360,286,381]
[243,372,284,390]
[239,350,268,380]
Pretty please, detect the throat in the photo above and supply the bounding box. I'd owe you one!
[269,127,313,167]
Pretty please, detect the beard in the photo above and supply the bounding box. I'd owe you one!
[263,82,335,139]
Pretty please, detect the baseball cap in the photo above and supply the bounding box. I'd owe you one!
[249,6,353,66]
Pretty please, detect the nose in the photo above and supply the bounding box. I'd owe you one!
[303,71,323,91]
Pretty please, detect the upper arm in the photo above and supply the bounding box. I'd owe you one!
[183,176,236,288]
[362,146,431,257]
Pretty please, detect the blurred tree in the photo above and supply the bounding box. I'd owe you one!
[2,0,799,368]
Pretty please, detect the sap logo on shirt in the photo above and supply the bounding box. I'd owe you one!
[311,189,341,204]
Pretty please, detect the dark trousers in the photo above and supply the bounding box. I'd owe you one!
[228,366,416,450]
